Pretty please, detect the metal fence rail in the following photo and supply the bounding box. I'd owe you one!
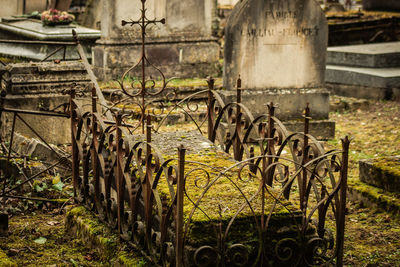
[68,83,350,266]
[0,89,71,208]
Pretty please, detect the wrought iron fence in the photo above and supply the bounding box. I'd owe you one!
[66,1,350,266]
[0,89,72,207]
[0,0,351,265]
[68,80,349,266]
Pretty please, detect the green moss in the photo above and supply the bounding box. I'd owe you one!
[2,212,111,266]
[68,206,87,217]
[154,146,302,246]
[0,249,17,267]
[373,157,400,178]
[66,206,145,264]
[118,251,147,267]
[99,77,223,90]
[169,150,296,221]
[348,179,400,216]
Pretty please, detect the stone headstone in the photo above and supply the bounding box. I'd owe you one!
[222,0,334,138]
[224,0,327,90]
[93,0,220,80]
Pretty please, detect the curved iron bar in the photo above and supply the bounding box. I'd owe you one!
[180,149,345,266]
[69,63,350,266]
[71,104,348,266]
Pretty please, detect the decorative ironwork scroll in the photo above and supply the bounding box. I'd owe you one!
[69,81,350,266]
[67,1,350,266]
[118,0,176,133]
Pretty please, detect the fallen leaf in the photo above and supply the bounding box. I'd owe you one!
[34,237,47,244]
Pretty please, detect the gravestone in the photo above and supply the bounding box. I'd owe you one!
[222,0,334,138]
[92,0,220,80]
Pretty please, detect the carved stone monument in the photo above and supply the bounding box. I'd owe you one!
[93,0,220,80]
[222,0,334,138]
[0,61,91,144]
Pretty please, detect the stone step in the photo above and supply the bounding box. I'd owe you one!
[327,42,400,68]
[326,83,400,101]
[347,157,400,217]
[348,180,400,217]
[359,157,400,193]
[325,65,400,88]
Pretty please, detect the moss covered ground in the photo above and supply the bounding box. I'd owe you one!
[99,77,223,90]
[0,207,148,266]
[1,94,399,265]
[327,98,400,266]
[0,211,108,266]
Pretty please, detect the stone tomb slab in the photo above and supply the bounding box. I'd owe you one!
[327,42,400,68]
[0,18,100,41]
[326,65,400,88]
[359,156,400,194]
[1,61,91,145]
[0,18,100,61]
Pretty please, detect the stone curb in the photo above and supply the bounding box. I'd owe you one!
[347,181,400,217]
[65,206,146,267]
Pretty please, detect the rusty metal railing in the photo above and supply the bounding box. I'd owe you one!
[65,1,350,265]
[0,89,72,209]
[0,0,351,265]
[69,81,350,266]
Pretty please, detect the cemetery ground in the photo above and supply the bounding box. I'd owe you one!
[0,91,399,266]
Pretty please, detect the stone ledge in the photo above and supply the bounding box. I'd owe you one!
[326,83,400,101]
[327,42,400,68]
[284,120,335,140]
[359,157,400,193]
[218,89,331,121]
[65,206,147,267]
[93,41,221,80]
[347,180,400,217]
[326,65,400,88]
